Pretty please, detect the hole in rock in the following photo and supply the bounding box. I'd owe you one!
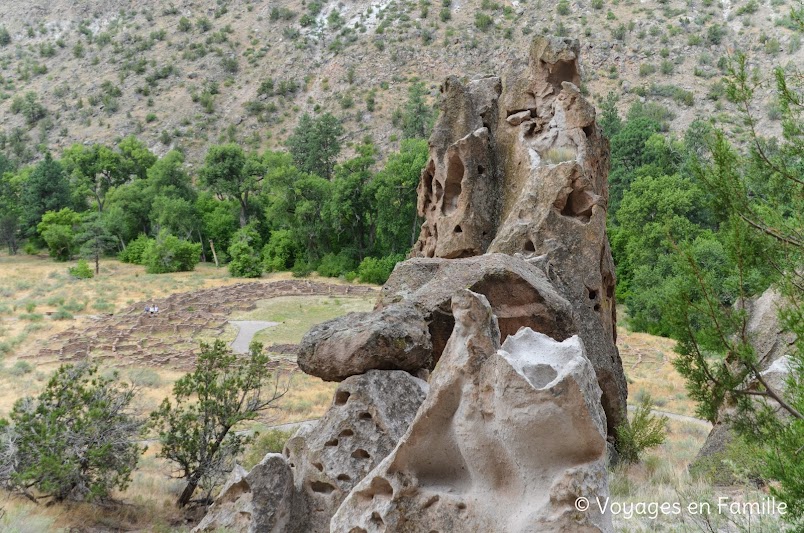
[325,438,339,447]
[588,289,597,300]
[337,474,352,482]
[339,428,355,437]
[334,390,350,405]
[351,449,371,460]
[370,512,384,525]
[423,495,440,509]
[477,165,485,174]
[545,58,580,95]
[583,125,594,138]
[348,529,367,533]
[312,462,324,471]
[524,240,536,252]
[310,481,336,494]
[358,411,373,420]
[522,363,559,389]
[556,187,595,223]
[594,303,601,312]
[454,225,462,234]
[442,152,464,216]
[456,502,467,510]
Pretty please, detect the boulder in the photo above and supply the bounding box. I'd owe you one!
[192,454,294,533]
[284,370,429,532]
[331,290,613,533]
[300,254,576,383]
[297,304,432,382]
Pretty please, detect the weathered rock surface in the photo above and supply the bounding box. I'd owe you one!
[410,35,626,437]
[331,290,612,533]
[300,254,576,383]
[192,454,294,533]
[297,304,433,381]
[284,370,428,532]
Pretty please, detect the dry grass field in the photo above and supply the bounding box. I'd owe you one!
[0,254,778,532]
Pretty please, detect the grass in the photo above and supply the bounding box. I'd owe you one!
[237,294,376,346]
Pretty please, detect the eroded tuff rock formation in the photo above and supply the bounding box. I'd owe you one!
[199,36,622,533]
[331,290,612,533]
[299,35,625,437]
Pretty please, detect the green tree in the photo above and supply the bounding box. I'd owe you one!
[37,208,82,261]
[75,211,118,274]
[150,340,287,507]
[400,82,435,139]
[0,362,142,502]
[199,144,263,227]
[117,136,157,180]
[286,113,344,180]
[370,138,428,254]
[667,50,804,526]
[599,91,622,138]
[62,143,127,214]
[141,229,201,273]
[0,165,22,254]
[227,225,263,278]
[19,153,71,237]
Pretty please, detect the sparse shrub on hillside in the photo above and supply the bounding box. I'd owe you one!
[178,16,192,31]
[0,362,143,502]
[660,59,674,75]
[0,27,11,46]
[270,7,296,21]
[475,12,493,31]
[440,8,451,21]
[639,63,656,77]
[612,23,627,41]
[557,0,571,15]
[707,24,725,44]
[73,42,85,58]
[196,17,212,32]
[10,92,47,125]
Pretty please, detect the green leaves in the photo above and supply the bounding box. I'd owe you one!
[150,340,285,506]
[0,362,142,502]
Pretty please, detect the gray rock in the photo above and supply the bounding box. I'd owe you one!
[285,370,429,532]
[331,290,613,533]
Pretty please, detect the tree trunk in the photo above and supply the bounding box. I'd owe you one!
[177,476,200,508]
[95,250,100,275]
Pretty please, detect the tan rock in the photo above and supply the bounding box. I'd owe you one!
[330,290,613,533]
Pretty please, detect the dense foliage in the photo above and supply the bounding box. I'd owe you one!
[0,363,143,502]
[0,103,430,283]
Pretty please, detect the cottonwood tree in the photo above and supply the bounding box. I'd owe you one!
[150,340,288,507]
[199,144,264,227]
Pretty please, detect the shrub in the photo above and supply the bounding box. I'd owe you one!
[357,254,405,285]
[262,230,299,272]
[227,227,263,278]
[119,234,151,264]
[474,12,493,31]
[51,308,74,320]
[68,259,94,279]
[127,368,163,388]
[242,429,294,469]
[616,393,668,463]
[0,362,143,502]
[0,26,11,46]
[7,361,33,376]
[317,252,357,278]
[141,230,201,274]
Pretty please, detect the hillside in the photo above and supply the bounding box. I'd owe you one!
[1,0,801,167]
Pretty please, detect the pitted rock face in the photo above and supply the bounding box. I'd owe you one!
[284,370,428,533]
[410,35,626,438]
[330,291,613,533]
